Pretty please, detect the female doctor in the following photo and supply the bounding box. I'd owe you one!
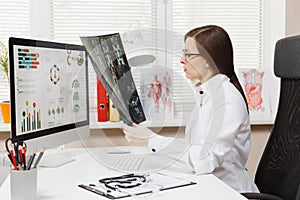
[122,25,259,193]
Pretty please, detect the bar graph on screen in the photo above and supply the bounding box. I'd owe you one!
[20,100,41,133]
[17,48,40,69]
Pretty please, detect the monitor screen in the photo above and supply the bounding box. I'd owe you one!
[9,37,90,151]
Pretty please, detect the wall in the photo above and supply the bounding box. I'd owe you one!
[286,0,300,36]
[245,126,271,178]
[247,0,300,179]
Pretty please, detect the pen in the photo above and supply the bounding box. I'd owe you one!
[22,148,26,169]
[6,151,13,165]
[33,148,45,168]
[10,150,18,170]
[18,146,25,170]
[6,151,17,170]
[26,151,36,170]
[5,138,19,170]
[13,143,20,165]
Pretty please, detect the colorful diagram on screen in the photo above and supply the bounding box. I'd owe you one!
[73,104,80,113]
[67,50,84,66]
[17,48,40,69]
[73,92,79,101]
[72,79,80,88]
[47,105,64,116]
[21,101,41,133]
[50,64,60,85]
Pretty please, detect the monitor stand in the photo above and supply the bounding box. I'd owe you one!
[37,146,76,168]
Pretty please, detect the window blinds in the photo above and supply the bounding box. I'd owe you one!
[170,0,264,124]
[172,0,264,68]
[51,0,157,125]
[0,0,30,102]
[0,0,266,126]
[52,0,156,44]
[49,0,265,126]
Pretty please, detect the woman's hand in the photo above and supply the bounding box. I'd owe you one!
[122,122,155,146]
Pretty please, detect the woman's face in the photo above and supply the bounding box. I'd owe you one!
[180,37,210,82]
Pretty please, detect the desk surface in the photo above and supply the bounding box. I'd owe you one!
[0,147,246,200]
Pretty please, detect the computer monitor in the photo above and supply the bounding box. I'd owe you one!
[8,37,90,158]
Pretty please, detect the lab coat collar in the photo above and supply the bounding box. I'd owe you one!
[194,74,229,106]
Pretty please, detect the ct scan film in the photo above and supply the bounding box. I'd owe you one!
[80,33,146,125]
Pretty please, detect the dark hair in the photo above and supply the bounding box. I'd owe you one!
[185,25,248,111]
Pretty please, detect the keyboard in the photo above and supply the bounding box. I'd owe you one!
[111,155,145,171]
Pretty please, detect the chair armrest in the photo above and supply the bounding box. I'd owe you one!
[241,192,285,200]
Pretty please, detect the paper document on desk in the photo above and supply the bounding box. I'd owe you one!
[80,33,146,125]
[78,173,196,199]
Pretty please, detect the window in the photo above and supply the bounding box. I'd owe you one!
[0,0,285,126]
[51,0,157,44]
[170,0,266,123]
[0,0,30,102]
[51,0,157,126]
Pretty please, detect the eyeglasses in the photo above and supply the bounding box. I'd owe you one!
[99,174,146,191]
[182,49,201,61]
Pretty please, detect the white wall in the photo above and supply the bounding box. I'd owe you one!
[246,0,300,179]
[286,0,300,36]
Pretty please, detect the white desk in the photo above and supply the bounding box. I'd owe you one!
[0,147,247,200]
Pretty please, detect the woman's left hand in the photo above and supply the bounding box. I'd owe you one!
[122,122,155,146]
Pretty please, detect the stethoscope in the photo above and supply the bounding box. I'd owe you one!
[99,174,146,191]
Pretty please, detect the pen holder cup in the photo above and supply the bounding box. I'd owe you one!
[10,168,37,200]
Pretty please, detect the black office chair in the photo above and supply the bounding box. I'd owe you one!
[241,35,300,200]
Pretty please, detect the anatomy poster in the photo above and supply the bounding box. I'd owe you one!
[238,68,272,122]
[140,68,174,120]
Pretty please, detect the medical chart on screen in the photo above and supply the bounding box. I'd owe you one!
[14,45,87,135]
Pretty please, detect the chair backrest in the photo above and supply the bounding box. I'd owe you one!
[255,35,300,200]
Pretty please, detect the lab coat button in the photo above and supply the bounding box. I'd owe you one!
[199,91,204,95]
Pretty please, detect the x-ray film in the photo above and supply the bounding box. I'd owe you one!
[80,33,146,125]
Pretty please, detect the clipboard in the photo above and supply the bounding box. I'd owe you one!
[78,173,197,199]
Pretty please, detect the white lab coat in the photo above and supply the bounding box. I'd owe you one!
[148,74,259,192]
